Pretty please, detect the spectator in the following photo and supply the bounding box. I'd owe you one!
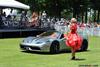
[2,12,6,21]
[20,11,29,27]
[30,12,39,27]
[42,11,47,18]
[0,10,3,28]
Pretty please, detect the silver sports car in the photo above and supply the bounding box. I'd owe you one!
[20,30,88,53]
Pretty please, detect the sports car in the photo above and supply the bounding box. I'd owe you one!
[20,30,88,53]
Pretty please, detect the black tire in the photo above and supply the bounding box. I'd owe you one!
[80,39,88,51]
[50,41,60,54]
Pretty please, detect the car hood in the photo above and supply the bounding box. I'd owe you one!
[32,37,50,42]
[23,36,54,44]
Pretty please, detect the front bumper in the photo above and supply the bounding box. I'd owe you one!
[20,43,50,52]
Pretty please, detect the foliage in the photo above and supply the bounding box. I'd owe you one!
[16,0,100,22]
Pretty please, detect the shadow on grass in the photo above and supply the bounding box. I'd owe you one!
[73,58,86,61]
[22,51,54,55]
[21,50,71,55]
[77,50,90,52]
[21,50,90,55]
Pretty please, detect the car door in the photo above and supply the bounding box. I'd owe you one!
[59,34,68,50]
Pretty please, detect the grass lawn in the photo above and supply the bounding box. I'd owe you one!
[0,36,100,67]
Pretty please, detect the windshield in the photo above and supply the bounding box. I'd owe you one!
[49,32,60,39]
[38,31,60,39]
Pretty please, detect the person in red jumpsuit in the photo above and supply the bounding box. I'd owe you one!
[64,18,83,60]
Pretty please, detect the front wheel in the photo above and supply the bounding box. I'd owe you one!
[50,42,60,54]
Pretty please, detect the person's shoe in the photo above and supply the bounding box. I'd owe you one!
[71,56,75,60]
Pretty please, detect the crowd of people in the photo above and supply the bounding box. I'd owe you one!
[0,10,100,30]
[0,10,29,29]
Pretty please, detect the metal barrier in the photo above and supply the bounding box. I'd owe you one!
[54,25,100,37]
[93,27,100,36]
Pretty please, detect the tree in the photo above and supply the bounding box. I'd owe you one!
[16,0,100,23]
[90,0,100,22]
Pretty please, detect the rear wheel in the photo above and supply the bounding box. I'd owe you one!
[50,41,60,54]
[80,39,88,51]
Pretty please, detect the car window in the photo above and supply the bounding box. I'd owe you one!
[38,31,60,39]
[40,31,54,36]
[60,34,64,39]
[50,32,61,38]
[50,33,58,38]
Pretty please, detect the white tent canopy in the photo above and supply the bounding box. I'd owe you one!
[0,0,30,10]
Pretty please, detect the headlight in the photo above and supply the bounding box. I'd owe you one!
[22,38,28,43]
[36,42,44,44]
[22,39,32,43]
[22,40,25,42]
[22,40,28,43]
[46,40,50,42]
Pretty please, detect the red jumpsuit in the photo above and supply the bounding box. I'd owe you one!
[64,23,83,50]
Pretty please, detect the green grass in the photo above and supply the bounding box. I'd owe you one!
[0,36,100,67]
